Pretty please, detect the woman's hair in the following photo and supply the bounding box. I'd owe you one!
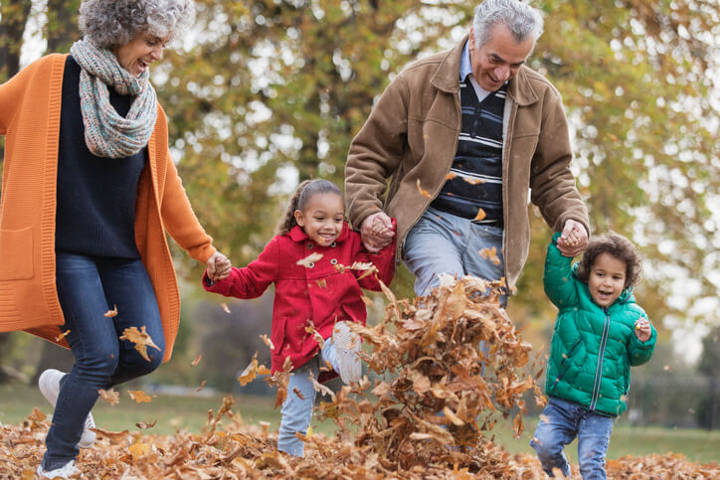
[276,179,343,235]
[78,0,195,49]
[472,0,544,49]
[575,232,642,289]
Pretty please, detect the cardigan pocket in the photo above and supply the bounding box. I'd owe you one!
[0,227,34,280]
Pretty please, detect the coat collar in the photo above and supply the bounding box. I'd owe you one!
[431,34,540,107]
[288,221,351,244]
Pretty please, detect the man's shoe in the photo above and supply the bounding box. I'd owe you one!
[332,322,362,384]
[38,369,96,448]
[36,459,79,479]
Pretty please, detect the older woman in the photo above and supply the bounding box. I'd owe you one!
[0,0,230,477]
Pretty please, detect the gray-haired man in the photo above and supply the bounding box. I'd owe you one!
[345,0,589,299]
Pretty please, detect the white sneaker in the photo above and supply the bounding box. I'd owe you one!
[332,321,362,384]
[38,369,96,448]
[36,460,79,479]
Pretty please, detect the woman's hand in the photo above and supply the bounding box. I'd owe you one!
[206,251,231,281]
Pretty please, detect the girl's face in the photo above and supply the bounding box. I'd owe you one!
[588,252,627,308]
[115,32,169,77]
[294,192,345,247]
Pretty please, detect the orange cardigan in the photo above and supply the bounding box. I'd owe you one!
[0,54,216,361]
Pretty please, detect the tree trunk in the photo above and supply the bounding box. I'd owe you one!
[46,0,81,53]
[0,0,32,80]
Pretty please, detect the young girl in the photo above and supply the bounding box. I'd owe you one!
[530,231,656,479]
[203,179,396,457]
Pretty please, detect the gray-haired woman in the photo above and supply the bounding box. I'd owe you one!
[0,1,230,477]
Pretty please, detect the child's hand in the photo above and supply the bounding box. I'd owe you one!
[371,214,395,239]
[557,220,587,257]
[207,251,232,281]
[634,318,652,342]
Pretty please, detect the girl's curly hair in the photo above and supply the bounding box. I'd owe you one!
[78,0,195,49]
[276,179,343,236]
[575,232,642,289]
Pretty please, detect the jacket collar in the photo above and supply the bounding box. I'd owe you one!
[431,34,540,107]
[288,221,351,244]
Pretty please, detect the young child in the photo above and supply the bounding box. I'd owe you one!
[530,231,656,479]
[203,179,396,457]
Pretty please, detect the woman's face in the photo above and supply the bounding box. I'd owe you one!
[114,32,170,77]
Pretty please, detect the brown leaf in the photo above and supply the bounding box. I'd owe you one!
[54,329,71,342]
[128,390,152,404]
[192,354,203,366]
[416,178,432,198]
[119,326,161,362]
[98,388,119,406]
[135,419,157,430]
[196,380,207,392]
[220,303,231,314]
[473,208,486,222]
[104,304,118,318]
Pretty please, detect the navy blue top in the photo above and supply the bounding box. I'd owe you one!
[55,56,146,258]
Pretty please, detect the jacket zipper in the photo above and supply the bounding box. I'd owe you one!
[500,96,516,293]
[590,308,610,410]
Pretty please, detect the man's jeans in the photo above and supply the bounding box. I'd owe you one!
[530,397,614,479]
[43,253,165,469]
[403,207,505,299]
[278,337,339,457]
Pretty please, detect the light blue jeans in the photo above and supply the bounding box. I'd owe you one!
[403,207,505,302]
[530,397,615,479]
[278,337,340,457]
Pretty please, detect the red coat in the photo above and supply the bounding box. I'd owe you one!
[203,221,396,374]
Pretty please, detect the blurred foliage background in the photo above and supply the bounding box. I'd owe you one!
[1,0,719,430]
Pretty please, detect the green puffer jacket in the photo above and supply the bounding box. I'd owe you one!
[543,234,656,416]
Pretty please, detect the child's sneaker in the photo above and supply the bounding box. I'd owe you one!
[36,460,79,479]
[38,369,96,448]
[332,321,362,384]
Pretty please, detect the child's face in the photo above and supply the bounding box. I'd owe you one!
[588,252,627,308]
[294,192,345,247]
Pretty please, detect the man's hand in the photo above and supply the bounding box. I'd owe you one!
[557,219,588,257]
[206,251,232,281]
[360,212,395,253]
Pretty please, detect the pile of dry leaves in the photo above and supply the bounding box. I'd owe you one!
[2,276,719,479]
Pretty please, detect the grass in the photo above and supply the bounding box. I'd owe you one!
[2,381,719,464]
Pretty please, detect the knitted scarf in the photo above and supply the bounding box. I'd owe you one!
[69,39,157,159]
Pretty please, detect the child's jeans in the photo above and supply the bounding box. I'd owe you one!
[277,337,340,457]
[530,396,614,479]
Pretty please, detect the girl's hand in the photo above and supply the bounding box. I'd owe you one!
[557,219,588,257]
[634,318,652,342]
[207,251,232,281]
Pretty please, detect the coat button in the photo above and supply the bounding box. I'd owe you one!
[307,262,315,268]
[307,242,314,249]
[331,242,337,247]
[330,259,338,265]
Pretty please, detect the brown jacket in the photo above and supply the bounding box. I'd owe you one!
[345,37,589,290]
[0,54,215,360]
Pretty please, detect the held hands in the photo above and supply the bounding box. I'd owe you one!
[634,318,652,342]
[360,211,395,253]
[557,219,588,257]
[206,251,232,282]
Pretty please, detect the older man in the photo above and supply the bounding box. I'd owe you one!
[345,0,589,299]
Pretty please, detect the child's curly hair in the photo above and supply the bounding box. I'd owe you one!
[575,232,641,289]
[276,179,343,235]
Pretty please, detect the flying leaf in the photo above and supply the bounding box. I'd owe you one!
[119,326,161,362]
[128,390,152,404]
[416,178,432,198]
[192,354,203,366]
[196,380,207,392]
[220,303,231,314]
[259,334,275,351]
[473,208,486,222]
[98,388,119,406]
[54,329,71,342]
[135,419,157,430]
[297,252,323,267]
[104,305,118,318]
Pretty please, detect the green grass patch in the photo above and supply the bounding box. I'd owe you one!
[1,381,718,463]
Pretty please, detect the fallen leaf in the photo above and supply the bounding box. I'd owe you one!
[196,380,207,392]
[416,178,432,198]
[473,208,486,222]
[192,354,203,366]
[220,303,231,314]
[259,334,275,351]
[54,329,71,342]
[135,419,157,430]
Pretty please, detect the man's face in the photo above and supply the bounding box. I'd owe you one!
[469,23,535,91]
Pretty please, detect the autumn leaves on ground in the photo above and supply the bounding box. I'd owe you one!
[2,278,719,479]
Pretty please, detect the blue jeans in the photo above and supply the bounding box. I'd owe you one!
[278,337,339,457]
[43,253,165,469]
[530,397,614,479]
[403,207,505,302]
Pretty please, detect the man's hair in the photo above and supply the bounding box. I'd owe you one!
[472,0,544,48]
[575,232,642,289]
